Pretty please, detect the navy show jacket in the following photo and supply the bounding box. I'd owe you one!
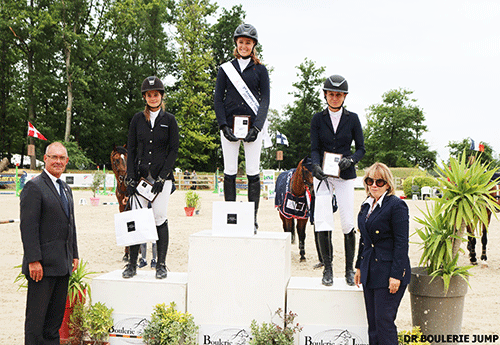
[355,194,411,289]
[214,59,270,131]
[310,108,365,180]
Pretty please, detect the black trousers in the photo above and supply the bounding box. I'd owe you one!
[25,274,69,345]
[362,284,406,345]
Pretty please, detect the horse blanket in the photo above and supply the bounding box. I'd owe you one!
[275,168,312,219]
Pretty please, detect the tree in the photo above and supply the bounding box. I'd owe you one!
[276,59,325,170]
[362,88,436,169]
[166,0,218,171]
[447,139,497,167]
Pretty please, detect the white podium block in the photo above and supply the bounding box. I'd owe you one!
[287,277,368,345]
[92,270,188,344]
[188,230,291,328]
[212,201,255,236]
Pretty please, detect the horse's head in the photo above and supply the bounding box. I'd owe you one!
[490,183,500,213]
[110,144,127,182]
[299,156,314,191]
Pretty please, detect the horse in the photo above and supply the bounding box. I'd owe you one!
[467,176,500,267]
[110,144,129,261]
[275,157,314,262]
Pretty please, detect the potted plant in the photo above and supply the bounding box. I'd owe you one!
[142,302,198,345]
[409,151,500,337]
[90,170,106,206]
[69,301,114,345]
[61,260,96,343]
[249,308,302,345]
[184,190,200,217]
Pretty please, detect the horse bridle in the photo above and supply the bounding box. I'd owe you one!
[112,153,127,195]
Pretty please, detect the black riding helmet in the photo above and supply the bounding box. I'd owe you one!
[141,76,164,96]
[233,23,258,44]
[323,75,348,94]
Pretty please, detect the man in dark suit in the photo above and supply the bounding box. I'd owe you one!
[20,142,79,345]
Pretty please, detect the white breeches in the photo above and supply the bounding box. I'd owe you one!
[313,176,354,234]
[220,131,263,176]
[132,178,172,226]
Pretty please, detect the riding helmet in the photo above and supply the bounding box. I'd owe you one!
[323,75,348,94]
[234,23,258,44]
[141,76,164,96]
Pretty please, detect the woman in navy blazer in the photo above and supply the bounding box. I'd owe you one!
[354,162,410,345]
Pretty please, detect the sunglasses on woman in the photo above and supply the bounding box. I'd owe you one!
[365,177,387,187]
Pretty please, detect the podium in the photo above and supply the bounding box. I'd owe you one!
[287,277,368,345]
[187,230,291,342]
[91,270,188,344]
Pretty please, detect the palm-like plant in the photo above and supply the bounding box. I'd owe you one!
[414,150,500,292]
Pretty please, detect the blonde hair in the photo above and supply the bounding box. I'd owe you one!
[143,98,165,122]
[362,162,396,197]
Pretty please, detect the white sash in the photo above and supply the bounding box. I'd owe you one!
[221,61,272,148]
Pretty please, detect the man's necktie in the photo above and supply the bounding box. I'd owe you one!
[57,179,70,217]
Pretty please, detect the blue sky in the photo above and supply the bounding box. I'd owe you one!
[214,0,500,162]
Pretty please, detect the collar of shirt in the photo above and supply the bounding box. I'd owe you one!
[44,168,62,193]
[328,108,342,132]
[150,109,161,128]
[237,57,250,72]
[362,191,388,215]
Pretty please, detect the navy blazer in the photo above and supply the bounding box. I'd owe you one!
[355,194,410,289]
[310,108,365,180]
[20,171,78,277]
[214,59,270,131]
[127,109,179,181]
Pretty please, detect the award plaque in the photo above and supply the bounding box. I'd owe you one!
[233,115,251,139]
[136,178,157,202]
[322,152,343,177]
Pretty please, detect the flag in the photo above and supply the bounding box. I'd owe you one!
[276,131,289,146]
[478,143,485,152]
[27,122,47,141]
[469,138,476,151]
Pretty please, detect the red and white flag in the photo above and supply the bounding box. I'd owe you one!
[27,122,47,141]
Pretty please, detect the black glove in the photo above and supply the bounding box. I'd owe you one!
[312,164,327,180]
[339,157,354,171]
[221,125,238,142]
[151,177,165,194]
[244,126,260,142]
[125,179,137,196]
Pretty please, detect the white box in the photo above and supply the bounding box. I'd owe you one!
[91,270,189,345]
[212,201,255,236]
[287,277,368,345]
[188,230,291,328]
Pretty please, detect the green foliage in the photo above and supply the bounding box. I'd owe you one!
[90,170,106,197]
[142,302,198,345]
[413,150,500,292]
[68,260,96,307]
[402,176,439,198]
[249,309,302,345]
[64,141,95,170]
[361,88,436,169]
[264,59,325,170]
[83,302,114,342]
[398,326,431,345]
[447,138,496,166]
[185,190,200,208]
[69,301,114,344]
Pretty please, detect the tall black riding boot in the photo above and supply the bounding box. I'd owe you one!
[247,174,261,232]
[224,174,236,202]
[156,220,169,279]
[313,229,324,269]
[122,244,139,278]
[344,228,356,286]
[318,231,333,286]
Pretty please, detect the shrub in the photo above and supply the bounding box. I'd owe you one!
[402,176,439,198]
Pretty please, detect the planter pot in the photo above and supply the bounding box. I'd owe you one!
[408,267,468,343]
[83,341,110,345]
[59,292,85,344]
[90,197,100,206]
[184,207,195,216]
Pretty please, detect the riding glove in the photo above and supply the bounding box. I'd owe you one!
[125,179,137,196]
[244,126,260,143]
[151,177,165,194]
[339,157,354,171]
[312,164,327,181]
[221,125,238,142]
